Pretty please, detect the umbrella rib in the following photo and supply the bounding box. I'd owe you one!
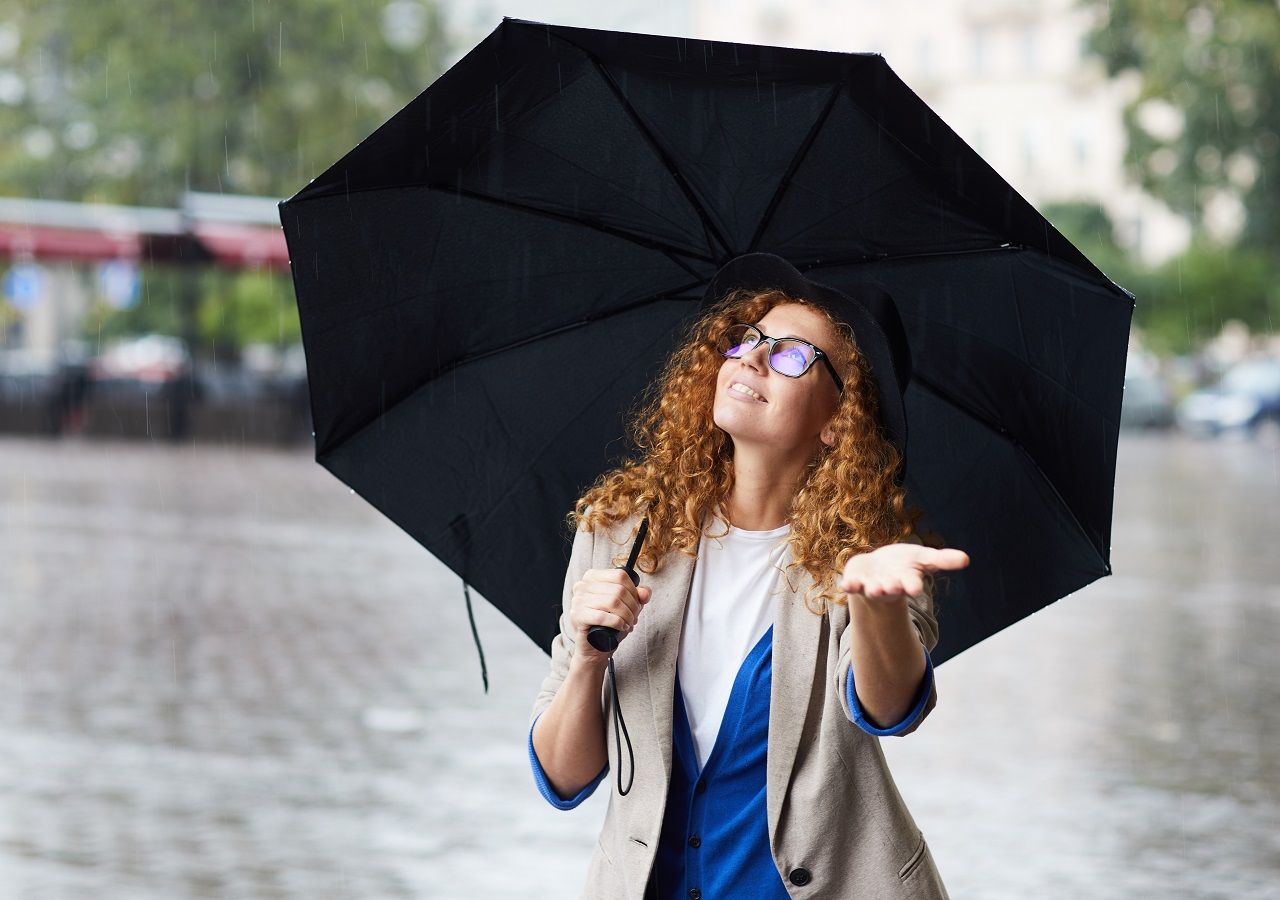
[546,30,735,262]
[746,83,842,253]
[416,279,708,380]
[765,171,916,247]
[794,242,1026,270]
[907,315,1120,422]
[910,370,1111,572]
[288,177,714,272]
[460,327,681,544]
[436,183,715,270]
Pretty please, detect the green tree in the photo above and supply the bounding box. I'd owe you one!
[0,0,449,205]
[1143,240,1280,352]
[82,267,300,357]
[1082,0,1280,251]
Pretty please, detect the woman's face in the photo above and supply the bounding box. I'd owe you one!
[712,302,845,457]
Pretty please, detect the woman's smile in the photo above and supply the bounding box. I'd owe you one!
[728,381,768,403]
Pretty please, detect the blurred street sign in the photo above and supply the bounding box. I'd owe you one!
[97,259,140,309]
[2,262,43,310]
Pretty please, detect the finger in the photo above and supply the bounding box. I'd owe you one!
[838,568,864,594]
[866,579,905,600]
[579,581,640,619]
[589,569,646,614]
[582,606,632,633]
[902,574,925,597]
[921,549,970,571]
[583,568,632,586]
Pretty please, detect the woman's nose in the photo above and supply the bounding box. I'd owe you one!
[740,341,770,372]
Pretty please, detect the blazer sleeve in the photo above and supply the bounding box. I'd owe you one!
[530,516,597,729]
[527,515,609,809]
[834,532,940,738]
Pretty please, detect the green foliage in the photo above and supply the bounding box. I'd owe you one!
[81,266,300,356]
[197,269,301,352]
[1141,240,1280,353]
[1081,0,1280,251]
[0,0,449,205]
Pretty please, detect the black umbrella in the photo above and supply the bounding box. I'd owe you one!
[278,17,1133,672]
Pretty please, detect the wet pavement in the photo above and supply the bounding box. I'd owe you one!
[0,431,1276,899]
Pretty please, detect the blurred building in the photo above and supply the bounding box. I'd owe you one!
[0,192,288,358]
[442,0,1190,266]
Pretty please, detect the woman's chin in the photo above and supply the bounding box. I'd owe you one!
[713,409,767,445]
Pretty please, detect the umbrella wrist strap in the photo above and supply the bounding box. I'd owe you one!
[608,656,635,796]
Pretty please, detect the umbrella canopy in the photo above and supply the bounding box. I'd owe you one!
[278,17,1133,665]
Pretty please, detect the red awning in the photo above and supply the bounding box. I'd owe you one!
[190,221,290,271]
[0,223,142,263]
[0,198,290,272]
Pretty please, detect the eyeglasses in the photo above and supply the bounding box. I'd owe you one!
[717,323,844,393]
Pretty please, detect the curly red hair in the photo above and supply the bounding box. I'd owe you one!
[569,286,937,613]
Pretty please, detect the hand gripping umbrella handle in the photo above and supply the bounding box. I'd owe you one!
[587,517,649,654]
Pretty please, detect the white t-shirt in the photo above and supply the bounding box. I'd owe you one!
[677,510,792,770]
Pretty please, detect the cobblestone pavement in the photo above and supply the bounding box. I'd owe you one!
[0,432,1277,899]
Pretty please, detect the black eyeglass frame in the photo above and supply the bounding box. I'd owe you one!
[719,322,845,393]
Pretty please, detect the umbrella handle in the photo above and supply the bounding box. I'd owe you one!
[585,517,648,654]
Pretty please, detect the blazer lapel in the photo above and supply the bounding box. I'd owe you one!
[767,544,824,841]
[643,516,703,782]
[635,513,823,825]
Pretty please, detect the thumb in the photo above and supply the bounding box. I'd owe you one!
[638,585,653,603]
[927,548,970,570]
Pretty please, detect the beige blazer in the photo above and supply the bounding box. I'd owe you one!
[531,508,950,899]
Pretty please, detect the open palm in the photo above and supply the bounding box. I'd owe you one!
[838,543,970,601]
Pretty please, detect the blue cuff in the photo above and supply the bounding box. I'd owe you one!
[847,646,934,736]
[528,712,608,810]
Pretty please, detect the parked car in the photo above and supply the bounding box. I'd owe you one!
[1177,357,1280,436]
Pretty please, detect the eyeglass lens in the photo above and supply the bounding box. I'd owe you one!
[720,324,816,377]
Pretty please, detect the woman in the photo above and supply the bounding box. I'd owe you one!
[528,253,969,899]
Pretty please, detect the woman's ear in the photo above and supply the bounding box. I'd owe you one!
[819,418,838,448]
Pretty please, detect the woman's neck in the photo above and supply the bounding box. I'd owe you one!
[722,450,812,531]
